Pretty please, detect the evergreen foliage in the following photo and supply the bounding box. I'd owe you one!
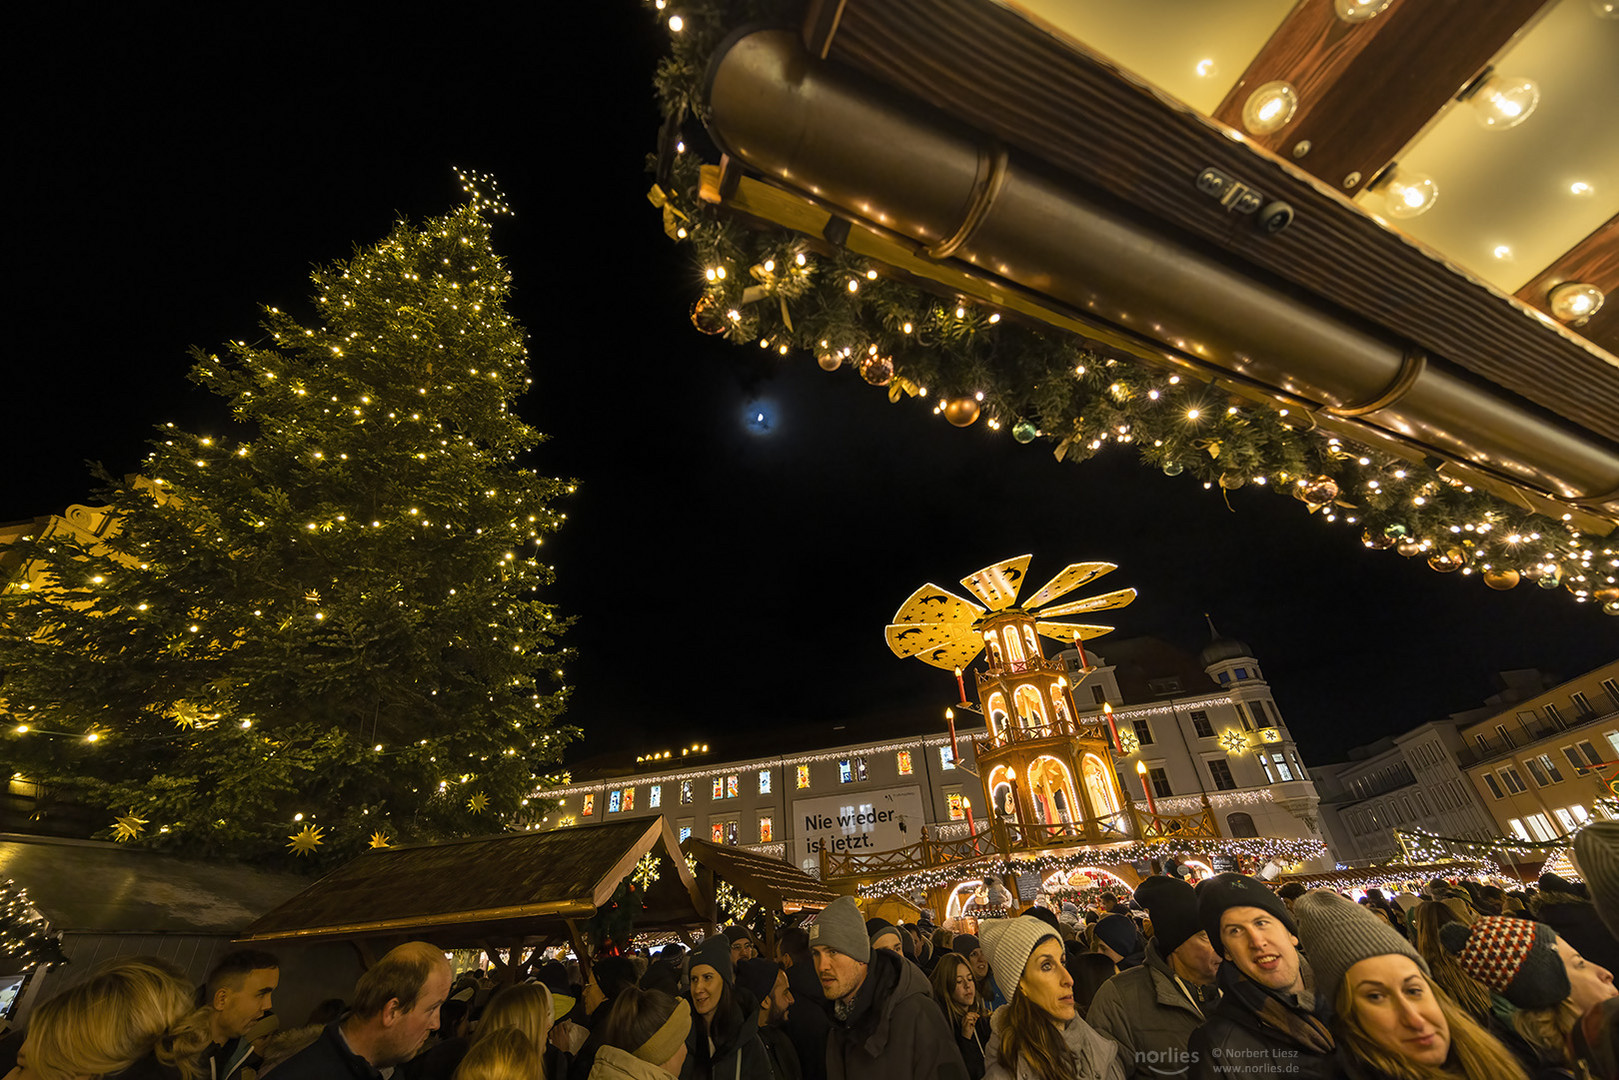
[0,196,575,863]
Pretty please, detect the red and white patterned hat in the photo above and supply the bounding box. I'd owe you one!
[1438,915,1570,1010]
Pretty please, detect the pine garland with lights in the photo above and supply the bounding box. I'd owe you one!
[642,0,1618,611]
[0,877,66,971]
[0,178,576,863]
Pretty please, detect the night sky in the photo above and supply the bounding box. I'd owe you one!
[10,5,1615,770]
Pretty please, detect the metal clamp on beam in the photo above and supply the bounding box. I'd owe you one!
[924,143,1009,261]
[1324,348,1427,418]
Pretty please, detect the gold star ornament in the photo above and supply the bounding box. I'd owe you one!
[112,812,148,842]
[286,823,325,856]
[1220,730,1250,755]
[467,792,489,814]
[368,831,392,849]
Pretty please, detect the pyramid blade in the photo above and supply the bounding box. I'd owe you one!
[885,622,984,665]
[1034,620,1115,643]
[891,583,984,626]
[918,638,986,671]
[1022,562,1116,609]
[959,554,1032,611]
[1037,586,1138,619]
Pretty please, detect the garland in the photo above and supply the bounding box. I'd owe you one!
[642,0,1617,612]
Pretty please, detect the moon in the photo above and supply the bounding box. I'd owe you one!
[742,398,778,436]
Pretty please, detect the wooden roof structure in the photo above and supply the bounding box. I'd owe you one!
[680,837,842,913]
[238,819,705,949]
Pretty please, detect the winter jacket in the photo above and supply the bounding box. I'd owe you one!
[782,957,831,1080]
[1088,939,1220,1080]
[949,1010,992,1080]
[264,1022,385,1080]
[1532,892,1619,977]
[980,1001,1124,1080]
[1187,963,1334,1080]
[826,949,968,1080]
[592,1045,684,1080]
[681,987,773,1080]
[758,1024,801,1080]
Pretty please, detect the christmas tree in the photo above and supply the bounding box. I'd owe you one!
[0,178,575,863]
[0,878,65,971]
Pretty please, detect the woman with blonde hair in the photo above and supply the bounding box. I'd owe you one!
[455,1028,543,1080]
[1441,916,1616,1075]
[456,982,559,1080]
[14,956,213,1080]
[1295,891,1529,1080]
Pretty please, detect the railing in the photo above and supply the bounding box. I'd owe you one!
[1457,705,1618,765]
[819,826,999,881]
[1132,802,1222,840]
[978,655,1069,679]
[974,715,1113,753]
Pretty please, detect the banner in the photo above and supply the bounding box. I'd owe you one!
[793,784,927,876]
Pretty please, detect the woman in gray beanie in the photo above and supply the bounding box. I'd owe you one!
[978,915,1123,1080]
[1294,891,1528,1080]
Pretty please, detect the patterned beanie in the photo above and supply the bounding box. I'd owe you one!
[1438,916,1570,1010]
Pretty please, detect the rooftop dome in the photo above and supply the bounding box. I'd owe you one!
[1199,615,1254,668]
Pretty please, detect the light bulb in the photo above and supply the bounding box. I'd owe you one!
[1377,167,1438,218]
[1468,73,1539,129]
[1548,282,1605,322]
[1242,82,1298,134]
[1334,0,1395,20]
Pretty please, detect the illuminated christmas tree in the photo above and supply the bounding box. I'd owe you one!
[0,177,575,862]
[0,878,65,971]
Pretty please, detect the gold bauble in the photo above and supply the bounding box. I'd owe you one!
[690,295,727,335]
[1481,568,1520,590]
[1593,587,1619,603]
[858,353,894,386]
[1219,473,1245,489]
[1396,539,1424,557]
[1297,474,1339,508]
[1361,528,1395,550]
[1427,547,1466,573]
[942,397,981,427]
[817,352,843,372]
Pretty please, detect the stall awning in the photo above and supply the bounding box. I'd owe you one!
[680,837,842,912]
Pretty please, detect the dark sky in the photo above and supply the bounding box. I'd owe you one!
[10,5,1615,769]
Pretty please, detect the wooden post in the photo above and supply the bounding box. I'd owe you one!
[564,918,594,985]
[761,910,778,959]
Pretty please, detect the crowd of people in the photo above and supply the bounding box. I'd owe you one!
[4,822,1617,1080]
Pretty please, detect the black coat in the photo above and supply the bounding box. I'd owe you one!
[266,1022,385,1080]
[783,957,831,1080]
[680,987,774,1080]
[1188,965,1335,1080]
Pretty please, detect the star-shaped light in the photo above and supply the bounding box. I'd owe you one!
[1118,729,1140,754]
[368,831,392,850]
[287,823,324,856]
[112,812,148,842]
[467,792,489,814]
[1220,730,1249,755]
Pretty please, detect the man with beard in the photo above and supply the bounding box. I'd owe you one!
[738,957,801,1080]
[1187,875,1334,1080]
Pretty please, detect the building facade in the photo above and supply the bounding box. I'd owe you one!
[1459,660,1619,843]
[531,627,1329,877]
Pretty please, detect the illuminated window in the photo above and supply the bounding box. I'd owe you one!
[759,815,773,842]
[897,750,913,776]
[759,769,771,795]
[941,746,956,770]
[680,781,692,805]
[727,775,738,799]
[608,791,621,814]
[1271,752,1294,781]
[855,757,868,782]
[839,759,853,784]
[946,792,965,821]
[712,777,724,800]
[796,765,811,789]
[712,821,725,843]
[622,788,635,812]
[679,824,691,842]
[649,785,661,808]
[582,793,594,816]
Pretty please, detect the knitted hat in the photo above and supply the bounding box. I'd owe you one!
[1095,913,1145,959]
[866,917,903,952]
[722,925,751,945]
[980,916,1059,998]
[1135,876,1202,956]
[1294,890,1429,1016]
[1393,892,1423,914]
[951,933,981,959]
[689,933,734,986]
[632,996,693,1064]
[1573,820,1619,940]
[1196,872,1297,958]
[809,896,871,963]
[735,957,782,1006]
[1438,916,1570,1010]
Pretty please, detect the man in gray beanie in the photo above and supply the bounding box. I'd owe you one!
[809,896,968,1080]
[1088,876,1222,1080]
[1187,874,1333,1080]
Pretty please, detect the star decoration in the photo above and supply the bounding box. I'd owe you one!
[467,792,489,814]
[368,831,391,849]
[112,812,148,842]
[1220,730,1249,755]
[1118,729,1140,753]
[286,823,324,856]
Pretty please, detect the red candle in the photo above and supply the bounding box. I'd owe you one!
[1104,702,1122,754]
[945,707,960,761]
[954,665,967,704]
[1136,760,1158,818]
[964,798,976,836]
[1072,632,1090,671]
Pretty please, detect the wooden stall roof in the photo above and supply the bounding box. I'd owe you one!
[680,837,840,910]
[239,819,703,946]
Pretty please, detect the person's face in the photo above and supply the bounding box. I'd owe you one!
[690,964,724,1019]
[1345,956,1449,1068]
[1219,906,1302,994]
[764,970,793,1025]
[1555,935,1617,1012]
[873,932,903,956]
[1170,931,1221,986]
[951,961,977,1007]
[378,963,451,1066]
[968,948,989,979]
[731,940,747,966]
[812,945,867,1001]
[216,967,280,1038]
[1017,939,1074,1024]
